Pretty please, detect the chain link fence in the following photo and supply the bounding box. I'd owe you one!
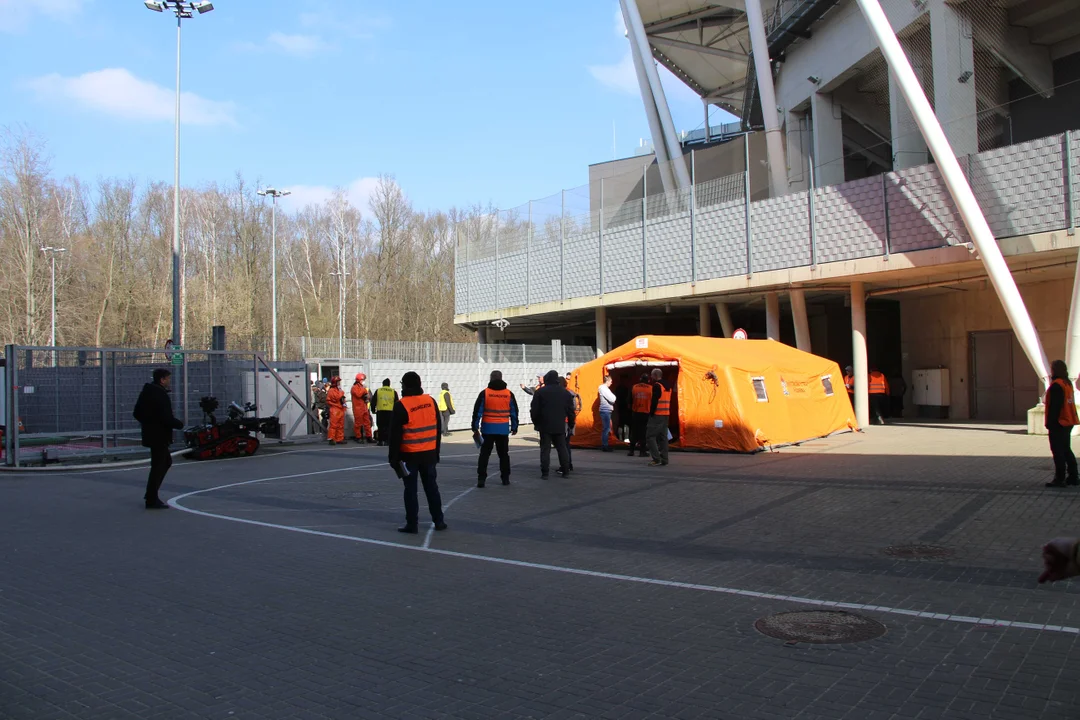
[296,337,595,365]
[3,345,313,467]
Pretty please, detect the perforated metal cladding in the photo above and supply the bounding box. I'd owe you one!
[1072,132,1080,228]
[529,231,561,304]
[750,194,812,272]
[454,261,467,314]
[467,257,496,313]
[696,200,748,280]
[970,135,1066,239]
[603,221,645,293]
[888,163,970,253]
[498,250,528,308]
[815,177,887,264]
[565,231,601,298]
[647,213,692,288]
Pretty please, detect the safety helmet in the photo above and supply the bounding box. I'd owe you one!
[329,375,341,386]
[356,372,366,382]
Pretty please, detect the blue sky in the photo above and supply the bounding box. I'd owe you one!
[0,0,735,214]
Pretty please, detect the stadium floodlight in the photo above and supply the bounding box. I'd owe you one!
[145,1,165,10]
[193,1,214,14]
[257,188,292,361]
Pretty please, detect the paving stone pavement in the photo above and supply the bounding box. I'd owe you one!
[2,423,1080,719]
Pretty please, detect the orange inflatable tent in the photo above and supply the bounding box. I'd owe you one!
[569,335,857,453]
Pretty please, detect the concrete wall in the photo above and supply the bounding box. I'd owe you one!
[899,277,1070,419]
[1010,53,1080,145]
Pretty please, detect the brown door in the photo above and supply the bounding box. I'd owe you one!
[970,331,1038,421]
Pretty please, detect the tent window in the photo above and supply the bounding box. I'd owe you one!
[821,375,835,396]
[751,377,768,403]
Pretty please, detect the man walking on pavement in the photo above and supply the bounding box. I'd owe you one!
[597,374,616,452]
[868,367,890,425]
[388,371,447,534]
[437,382,455,436]
[351,373,372,443]
[1045,359,1079,488]
[133,368,184,509]
[530,369,575,478]
[472,370,519,487]
[646,368,671,467]
[629,373,651,457]
[372,378,398,446]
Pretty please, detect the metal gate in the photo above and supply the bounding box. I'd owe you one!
[3,345,321,467]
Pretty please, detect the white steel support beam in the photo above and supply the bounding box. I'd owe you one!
[851,281,869,428]
[715,302,735,338]
[810,91,845,187]
[855,0,1051,387]
[765,292,781,341]
[1067,249,1080,383]
[790,289,811,352]
[622,0,692,191]
[745,0,789,198]
[930,0,979,158]
[699,302,712,337]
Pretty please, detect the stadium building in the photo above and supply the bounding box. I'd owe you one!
[454,0,1080,425]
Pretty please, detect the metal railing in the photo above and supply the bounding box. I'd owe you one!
[298,337,596,365]
[2,345,318,467]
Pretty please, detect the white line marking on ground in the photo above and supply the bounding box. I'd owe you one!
[424,485,479,548]
[166,456,1080,636]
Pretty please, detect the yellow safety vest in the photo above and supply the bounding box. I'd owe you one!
[436,390,451,412]
[375,386,396,412]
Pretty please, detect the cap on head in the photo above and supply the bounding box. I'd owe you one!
[490,370,503,382]
[382,378,391,386]
[401,371,422,390]
[441,382,449,390]
[152,368,171,384]
[544,369,560,385]
[844,365,853,373]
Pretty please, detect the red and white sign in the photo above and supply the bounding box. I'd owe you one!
[732,328,748,340]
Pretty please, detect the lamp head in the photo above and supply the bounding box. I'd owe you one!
[194,1,214,13]
[144,0,165,11]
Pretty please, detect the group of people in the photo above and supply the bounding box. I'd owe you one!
[597,370,673,466]
[311,375,454,446]
[842,365,905,425]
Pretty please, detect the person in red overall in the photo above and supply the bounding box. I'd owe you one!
[325,376,346,445]
[351,373,373,443]
[1045,359,1079,488]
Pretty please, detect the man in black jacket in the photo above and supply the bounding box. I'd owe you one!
[133,368,184,509]
[388,372,446,534]
[1045,359,1079,488]
[530,369,575,478]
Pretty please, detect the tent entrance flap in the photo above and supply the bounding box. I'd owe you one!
[604,361,681,445]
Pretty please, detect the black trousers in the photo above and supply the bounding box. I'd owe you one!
[145,444,172,502]
[401,461,444,527]
[478,434,511,481]
[539,432,570,475]
[375,411,393,443]
[629,413,648,454]
[870,394,888,423]
[1049,425,1078,481]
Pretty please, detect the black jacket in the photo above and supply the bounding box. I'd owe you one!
[530,371,576,435]
[388,387,442,467]
[133,382,183,448]
[1047,380,1066,429]
[649,380,669,416]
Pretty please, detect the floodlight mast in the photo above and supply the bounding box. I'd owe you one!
[144,0,214,349]
[257,187,292,361]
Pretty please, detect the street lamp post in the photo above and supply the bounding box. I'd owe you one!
[329,269,350,359]
[144,0,214,348]
[40,246,67,366]
[257,187,291,361]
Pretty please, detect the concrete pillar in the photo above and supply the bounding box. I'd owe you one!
[851,281,869,428]
[765,293,781,341]
[698,303,712,337]
[790,289,811,352]
[786,110,810,192]
[890,63,929,169]
[810,92,845,187]
[1066,250,1080,382]
[595,306,608,357]
[715,302,735,338]
[931,0,978,158]
[477,326,488,345]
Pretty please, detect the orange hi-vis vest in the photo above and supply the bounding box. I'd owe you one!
[843,375,854,392]
[1047,378,1080,427]
[631,383,652,413]
[399,395,438,453]
[655,384,671,416]
[868,372,889,395]
[481,388,512,431]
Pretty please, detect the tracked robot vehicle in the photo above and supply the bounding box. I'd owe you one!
[184,396,281,460]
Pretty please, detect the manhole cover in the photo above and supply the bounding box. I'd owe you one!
[883,544,954,560]
[754,610,886,644]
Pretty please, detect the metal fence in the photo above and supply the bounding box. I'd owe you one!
[2,345,315,467]
[455,130,1080,315]
[297,337,596,365]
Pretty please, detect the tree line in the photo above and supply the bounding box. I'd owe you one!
[0,128,475,357]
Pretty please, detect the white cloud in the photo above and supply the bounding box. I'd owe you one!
[0,0,84,33]
[281,177,380,214]
[588,52,638,95]
[24,68,237,126]
[266,32,329,56]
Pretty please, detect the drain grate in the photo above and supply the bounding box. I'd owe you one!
[883,544,954,560]
[755,610,886,644]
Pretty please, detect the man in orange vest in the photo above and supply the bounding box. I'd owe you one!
[646,368,671,467]
[628,374,652,458]
[868,367,890,425]
[388,371,446,534]
[843,365,855,406]
[1045,359,1079,488]
[325,376,347,444]
[351,373,372,443]
[472,370,519,487]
